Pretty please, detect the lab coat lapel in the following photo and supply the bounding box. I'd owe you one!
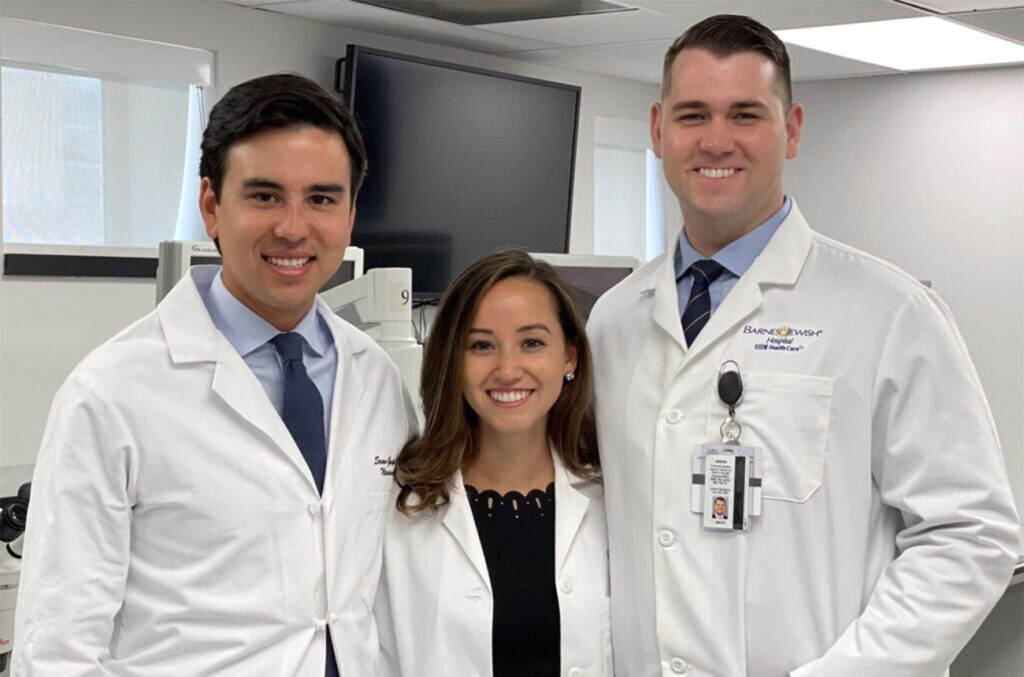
[210,337,319,494]
[648,251,688,356]
[682,202,815,364]
[554,453,589,577]
[442,472,492,593]
[320,304,368,503]
[158,270,321,495]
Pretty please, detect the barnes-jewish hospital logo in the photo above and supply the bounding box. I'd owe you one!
[743,324,824,352]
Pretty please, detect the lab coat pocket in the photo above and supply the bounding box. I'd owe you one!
[364,490,391,513]
[709,371,833,503]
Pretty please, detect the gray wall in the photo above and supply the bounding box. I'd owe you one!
[953,584,1023,677]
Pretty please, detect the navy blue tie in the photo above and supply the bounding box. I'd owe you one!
[681,260,726,347]
[270,332,337,676]
[271,332,328,494]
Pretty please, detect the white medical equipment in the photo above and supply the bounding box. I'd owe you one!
[320,269,423,422]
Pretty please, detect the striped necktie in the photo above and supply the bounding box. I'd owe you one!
[681,259,726,346]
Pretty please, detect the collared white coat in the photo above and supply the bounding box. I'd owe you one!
[375,452,612,677]
[587,202,1020,677]
[13,266,417,676]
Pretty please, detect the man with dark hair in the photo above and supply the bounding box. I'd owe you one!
[712,496,727,520]
[589,14,1018,677]
[14,73,416,676]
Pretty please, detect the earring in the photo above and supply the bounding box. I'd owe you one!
[564,372,575,382]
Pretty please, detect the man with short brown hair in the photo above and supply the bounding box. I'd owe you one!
[589,14,1019,677]
[15,73,415,676]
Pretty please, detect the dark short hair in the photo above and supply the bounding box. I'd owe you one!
[661,14,792,110]
[395,249,599,515]
[199,73,367,204]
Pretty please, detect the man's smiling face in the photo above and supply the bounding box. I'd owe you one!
[651,48,803,252]
[200,125,355,331]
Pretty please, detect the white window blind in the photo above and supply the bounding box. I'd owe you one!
[1,19,212,252]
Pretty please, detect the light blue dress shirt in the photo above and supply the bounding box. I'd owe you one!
[675,196,792,319]
[201,270,338,445]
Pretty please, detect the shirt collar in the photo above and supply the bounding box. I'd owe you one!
[205,269,328,358]
[675,195,792,279]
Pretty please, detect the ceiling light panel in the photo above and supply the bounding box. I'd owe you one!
[775,17,1024,71]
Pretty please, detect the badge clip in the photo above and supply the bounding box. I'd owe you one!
[691,361,763,532]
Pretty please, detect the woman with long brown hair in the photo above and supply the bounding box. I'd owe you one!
[375,249,612,677]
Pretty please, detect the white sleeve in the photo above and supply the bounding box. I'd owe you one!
[799,290,1020,675]
[12,374,134,676]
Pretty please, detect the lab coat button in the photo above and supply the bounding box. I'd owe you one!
[328,612,338,623]
[665,409,683,424]
[308,501,322,515]
[670,657,688,673]
[559,578,573,594]
[568,669,582,677]
[315,618,328,630]
[658,530,675,547]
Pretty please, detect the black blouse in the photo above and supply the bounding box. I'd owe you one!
[465,482,560,677]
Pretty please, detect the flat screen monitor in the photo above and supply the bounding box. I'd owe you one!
[339,46,581,299]
[529,253,638,319]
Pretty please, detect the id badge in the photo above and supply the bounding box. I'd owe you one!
[691,444,762,533]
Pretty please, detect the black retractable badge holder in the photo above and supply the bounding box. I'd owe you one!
[691,361,763,533]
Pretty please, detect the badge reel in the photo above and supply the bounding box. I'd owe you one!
[691,361,763,533]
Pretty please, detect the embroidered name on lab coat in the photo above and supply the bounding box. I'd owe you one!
[743,324,825,353]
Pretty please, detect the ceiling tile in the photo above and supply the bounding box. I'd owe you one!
[509,46,662,83]
[621,0,922,29]
[947,8,1024,42]
[584,38,672,65]
[229,0,307,6]
[475,6,684,46]
[910,1,1024,12]
[250,0,563,53]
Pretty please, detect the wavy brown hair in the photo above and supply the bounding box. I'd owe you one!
[395,249,599,514]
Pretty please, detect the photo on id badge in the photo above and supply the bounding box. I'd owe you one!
[712,496,729,522]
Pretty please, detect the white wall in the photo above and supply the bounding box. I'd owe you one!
[787,66,1024,521]
[0,0,658,488]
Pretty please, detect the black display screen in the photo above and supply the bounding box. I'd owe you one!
[340,46,580,299]
[551,265,634,319]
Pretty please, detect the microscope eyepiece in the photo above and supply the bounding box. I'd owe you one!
[0,482,31,543]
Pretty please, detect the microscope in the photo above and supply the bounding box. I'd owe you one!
[0,483,30,673]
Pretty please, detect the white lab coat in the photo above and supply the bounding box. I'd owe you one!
[13,266,417,676]
[375,452,612,677]
[587,202,1020,677]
